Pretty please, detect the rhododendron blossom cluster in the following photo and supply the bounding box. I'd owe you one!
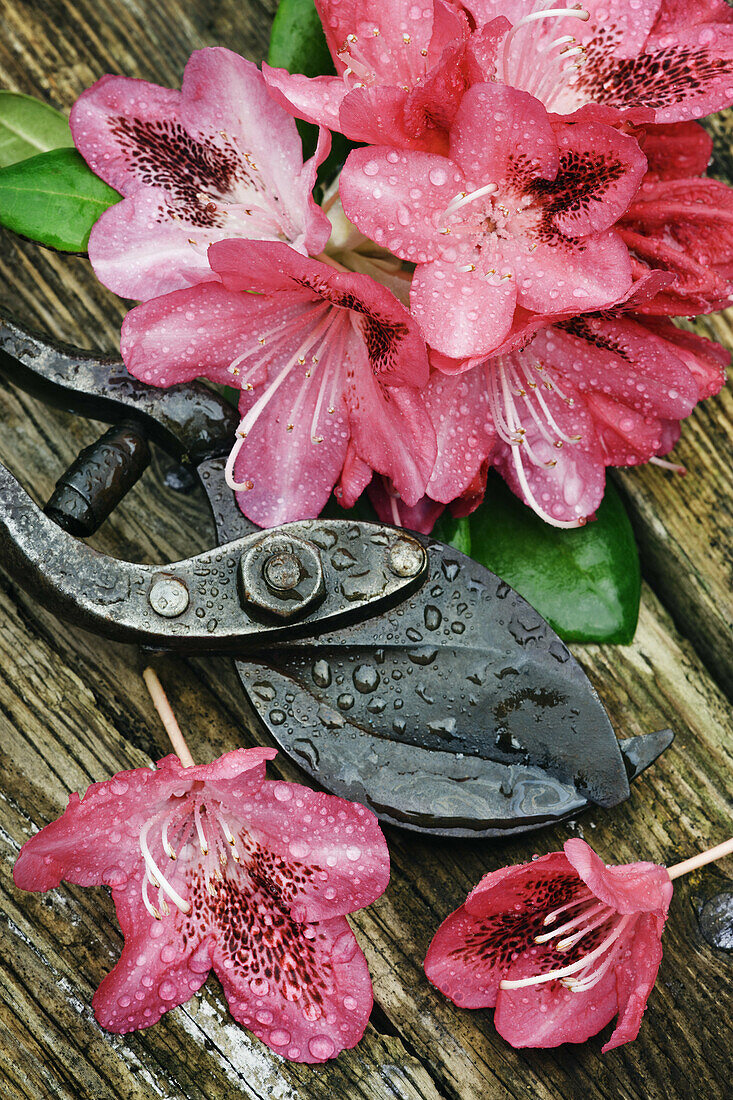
[71,0,733,529]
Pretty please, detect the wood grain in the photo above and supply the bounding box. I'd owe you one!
[0,3,732,1099]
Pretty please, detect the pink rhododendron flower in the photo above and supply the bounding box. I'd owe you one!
[14,747,389,1062]
[263,0,470,153]
[71,48,331,300]
[424,838,672,1050]
[619,123,733,315]
[121,239,436,527]
[463,0,733,124]
[423,309,727,526]
[340,83,645,357]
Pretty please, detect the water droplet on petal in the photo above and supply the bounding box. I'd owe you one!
[308,1035,336,1060]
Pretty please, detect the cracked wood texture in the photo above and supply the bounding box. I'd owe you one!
[0,1,731,1098]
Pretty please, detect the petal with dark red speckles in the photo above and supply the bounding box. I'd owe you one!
[215,913,373,1063]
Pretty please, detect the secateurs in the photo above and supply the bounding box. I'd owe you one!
[0,311,673,838]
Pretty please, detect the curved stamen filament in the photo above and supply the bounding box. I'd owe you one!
[542,887,594,926]
[501,4,589,99]
[445,183,499,217]
[194,803,209,855]
[500,915,631,989]
[225,305,334,490]
[139,808,192,915]
[534,901,607,944]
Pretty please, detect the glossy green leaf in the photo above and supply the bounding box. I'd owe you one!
[0,92,73,168]
[464,474,641,644]
[268,0,334,79]
[0,148,120,252]
[431,513,472,557]
[268,0,353,181]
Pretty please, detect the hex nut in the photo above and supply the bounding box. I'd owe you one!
[239,534,325,620]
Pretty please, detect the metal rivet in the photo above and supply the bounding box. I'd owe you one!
[263,551,302,593]
[389,538,425,578]
[148,576,189,618]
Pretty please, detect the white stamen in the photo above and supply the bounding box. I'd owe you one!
[445,182,499,216]
[139,811,191,915]
[500,915,631,989]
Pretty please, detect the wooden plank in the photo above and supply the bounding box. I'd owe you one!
[0,2,732,1098]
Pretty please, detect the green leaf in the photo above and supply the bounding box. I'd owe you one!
[0,148,120,252]
[466,474,641,645]
[268,0,353,181]
[0,91,74,168]
[431,513,472,557]
[268,0,335,79]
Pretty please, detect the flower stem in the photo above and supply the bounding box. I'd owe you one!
[667,837,733,880]
[142,667,196,768]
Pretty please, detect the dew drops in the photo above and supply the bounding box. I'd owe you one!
[308,1035,336,1060]
[363,161,380,177]
[343,995,358,1011]
[250,977,269,996]
[312,659,332,687]
[302,1002,322,1021]
[158,980,177,1000]
[353,664,380,693]
[269,1028,291,1046]
[346,846,361,861]
[273,783,293,802]
[429,167,448,186]
[160,945,176,963]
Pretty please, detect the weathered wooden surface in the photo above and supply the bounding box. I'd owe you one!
[0,2,732,1098]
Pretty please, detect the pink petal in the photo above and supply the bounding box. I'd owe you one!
[603,911,666,1051]
[449,83,559,183]
[638,318,729,399]
[232,357,351,527]
[13,756,196,892]
[93,894,212,1033]
[492,370,607,527]
[338,85,449,152]
[121,283,268,387]
[261,65,347,130]
[212,781,389,923]
[549,123,647,237]
[215,914,373,1062]
[507,231,633,316]
[494,961,619,1048]
[639,122,713,179]
[584,396,667,466]
[402,38,469,144]
[88,188,223,300]
[317,0,444,83]
[367,477,446,532]
[585,24,733,122]
[339,146,464,262]
[564,839,673,915]
[425,853,581,1007]
[70,74,182,194]
[411,259,517,357]
[654,0,733,31]
[424,366,497,502]
[180,49,331,256]
[537,320,699,421]
[335,442,373,508]
[424,902,507,1008]
[348,379,436,507]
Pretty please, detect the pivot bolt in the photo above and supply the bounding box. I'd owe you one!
[263,551,302,593]
[239,534,325,620]
[148,575,189,618]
